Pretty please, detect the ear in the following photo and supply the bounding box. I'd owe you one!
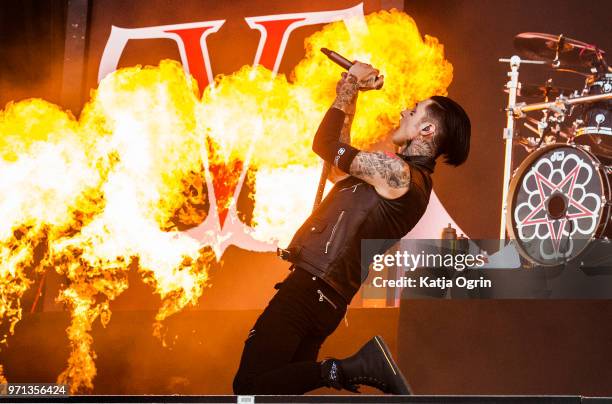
[419,121,436,137]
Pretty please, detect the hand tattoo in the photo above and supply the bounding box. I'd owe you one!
[331,74,359,115]
[350,151,411,189]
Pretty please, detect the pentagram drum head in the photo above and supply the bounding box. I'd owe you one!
[507,144,611,266]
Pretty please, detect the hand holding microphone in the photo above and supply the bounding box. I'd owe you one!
[321,48,384,90]
[348,62,384,90]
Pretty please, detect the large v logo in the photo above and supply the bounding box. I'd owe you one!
[97,3,367,256]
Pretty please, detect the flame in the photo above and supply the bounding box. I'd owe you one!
[204,10,452,246]
[0,9,451,393]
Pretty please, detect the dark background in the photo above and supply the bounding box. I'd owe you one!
[1,0,612,396]
[0,0,66,106]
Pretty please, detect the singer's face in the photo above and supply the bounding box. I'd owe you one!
[391,99,432,146]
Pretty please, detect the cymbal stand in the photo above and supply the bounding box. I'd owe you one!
[498,56,545,248]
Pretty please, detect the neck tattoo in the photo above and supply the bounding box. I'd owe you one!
[402,136,436,158]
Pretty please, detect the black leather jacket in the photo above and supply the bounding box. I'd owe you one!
[282,156,433,303]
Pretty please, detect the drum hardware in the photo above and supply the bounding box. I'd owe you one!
[553,67,593,77]
[510,31,612,159]
[496,55,567,244]
[518,116,569,151]
[595,113,605,132]
[504,82,574,99]
[572,74,612,142]
[514,32,607,72]
[498,55,525,244]
[523,120,544,137]
[586,74,612,91]
[512,92,612,115]
[551,33,565,68]
[498,33,612,265]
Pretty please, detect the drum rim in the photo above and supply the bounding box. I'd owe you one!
[506,143,610,266]
[575,127,612,136]
[586,73,612,85]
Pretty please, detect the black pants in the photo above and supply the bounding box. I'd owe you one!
[233,267,348,394]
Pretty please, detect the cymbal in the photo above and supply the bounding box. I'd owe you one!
[514,32,604,68]
[505,83,575,98]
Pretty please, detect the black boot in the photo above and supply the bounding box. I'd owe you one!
[336,335,412,394]
[320,359,350,391]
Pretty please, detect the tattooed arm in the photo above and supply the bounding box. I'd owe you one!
[313,112,412,198]
[312,62,391,187]
[349,151,411,199]
[349,136,437,198]
[312,74,361,174]
[332,68,411,198]
[328,75,358,182]
[332,73,359,119]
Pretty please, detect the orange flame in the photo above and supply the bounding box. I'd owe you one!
[0,9,451,393]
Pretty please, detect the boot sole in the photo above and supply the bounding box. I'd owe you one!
[373,335,412,395]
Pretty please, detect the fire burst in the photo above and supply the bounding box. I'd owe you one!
[0,10,451,393]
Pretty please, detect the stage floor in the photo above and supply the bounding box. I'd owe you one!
[0,394,603,403]
[3,304,612,396]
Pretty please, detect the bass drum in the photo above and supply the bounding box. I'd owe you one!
[507,144,611,266]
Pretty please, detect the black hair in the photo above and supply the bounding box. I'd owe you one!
[426,95,471,166]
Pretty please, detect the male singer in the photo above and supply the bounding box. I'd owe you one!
[233,61,471,395]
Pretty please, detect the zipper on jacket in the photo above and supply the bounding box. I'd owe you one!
[317,289,338,309]
[339,183,362,193]
[325,210,345,254]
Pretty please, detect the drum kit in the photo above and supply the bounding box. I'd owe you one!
[499,33,612,267]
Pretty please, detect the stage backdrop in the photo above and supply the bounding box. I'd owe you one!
[2,0,611,310]
[32,0,468,312]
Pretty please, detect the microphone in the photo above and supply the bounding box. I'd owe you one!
[320,48,353,70]
[320,48,383,89]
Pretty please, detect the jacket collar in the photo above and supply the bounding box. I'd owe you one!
[396,153,436,173]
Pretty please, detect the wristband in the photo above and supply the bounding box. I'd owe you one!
[332,142,360,173]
